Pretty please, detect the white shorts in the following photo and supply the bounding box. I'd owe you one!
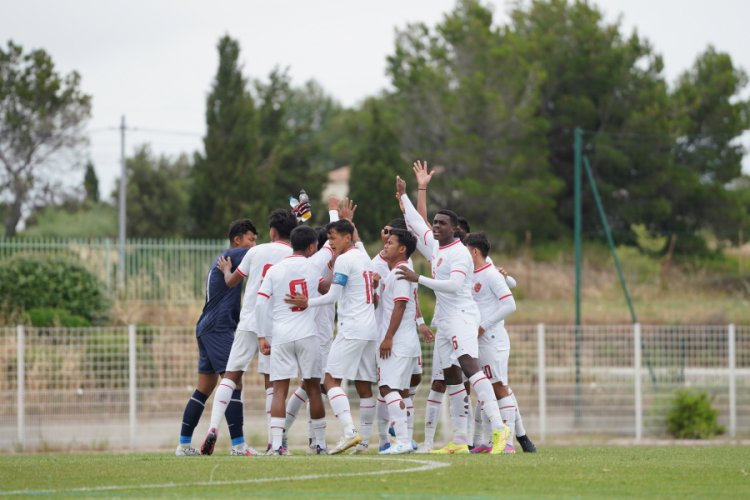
[270,335,321,382]
[325,336,377,382]
[478,346,509,385]
[225,329,259,372]
[430,341,445,382]
[318,337,333,379]
[412,355,423,376]
[258,352,270,375]
[435,315,480,369]
[378,354,418,391]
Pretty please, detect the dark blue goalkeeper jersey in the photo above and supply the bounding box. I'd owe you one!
[195,246,249,337]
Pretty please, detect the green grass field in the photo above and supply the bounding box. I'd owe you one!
[1,447,748,498]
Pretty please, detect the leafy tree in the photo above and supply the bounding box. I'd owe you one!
[0,40,91,236]
[119,145,190,238]
[190,36,260,238]
[83,161,99,203]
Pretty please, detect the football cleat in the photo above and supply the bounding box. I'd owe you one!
[502,444,516,455]
[230,446,260,456]
[200,427,218,456]
[175,445,200,456]
[430,442,470,455]
[415,443,433,454]
[349,442,369,455]
[517,434,537,453]
[315,445,328,455]
[411,440,418,451]
[378,442,391,453]
[306,443,319,455]
[490,426,512,455]
[329,433,362,455]
[469,444,492,454]
[380,442,413,455]
[265,446,288,456]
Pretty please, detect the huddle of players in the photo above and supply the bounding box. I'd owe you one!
[176,162,536,456]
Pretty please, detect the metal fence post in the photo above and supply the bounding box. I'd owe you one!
[728,324,736,439]
[537,323,546,442]
[17,325,25,449]
[634,323,642,441]
[129,324,137,449]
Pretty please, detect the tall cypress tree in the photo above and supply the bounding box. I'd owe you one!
[190,36,260,238]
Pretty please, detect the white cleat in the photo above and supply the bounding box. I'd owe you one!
[328,433,362,455]
[379,442,413,455]
[230,446,261,456]
[175,445,200,456]
[414,443,433,454]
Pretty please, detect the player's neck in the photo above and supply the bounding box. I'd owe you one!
[438,236,457,247]
[387,254,408,270]
[472,256,485,270]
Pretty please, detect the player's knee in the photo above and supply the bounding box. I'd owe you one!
[431,380,446,392]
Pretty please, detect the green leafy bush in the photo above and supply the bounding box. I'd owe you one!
[28,308,90,327]
[0,255,109,323]
[666,389,725,439]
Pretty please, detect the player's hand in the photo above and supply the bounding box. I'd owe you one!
[379,337,393,359]
[478,326,485,337]
[284,293,309,310]
[396,176,406,198]
[395,265,418,283]
[339,197,357,221]
[413,160,435,188]
[217,255,232,274]
[258,337,271,355]
[418,324,435,343]
[372,273,381,291]
[497,266,508,277]
[328,196,341,211]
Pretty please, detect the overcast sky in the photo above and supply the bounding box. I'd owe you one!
[2,0,749,197]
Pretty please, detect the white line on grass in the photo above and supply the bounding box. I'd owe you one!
[0,456,450,496]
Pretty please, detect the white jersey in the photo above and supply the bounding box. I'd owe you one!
[372,252,414,330]
[332,246,378,341]
[236,241,293,332]
[311,245,336,343]
[379,261,421,357]
[472,263,513,350]
[257,255,320,345]
[401,194,479,327]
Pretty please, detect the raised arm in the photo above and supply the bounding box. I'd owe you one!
[413,160,435,226]
[397,176,434,259]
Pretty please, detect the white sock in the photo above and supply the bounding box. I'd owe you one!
[209,378,236,430]
[511,391,527,437]
[498,396,517,446]
[270,416,285,450]
[376,397,389,444]
[447,384,469,444]
[359,397,376,445]
[472,400,484,446]
[424,390,443,446]
[483,405,492,444]
[385,392,408,444]
[404,397,415,442]
[466,394,474,446]
[311,418,327,449]
[285,387,308,432]
[265,388,274,445]
[468,372,503,430]
[327,387,356,437]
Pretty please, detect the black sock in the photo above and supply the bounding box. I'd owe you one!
[179,390,208,445]
[226,389,245,446]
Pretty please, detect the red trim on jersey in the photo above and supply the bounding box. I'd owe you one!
[474,263,492,274]
[471,376,488,387]
[393,296,410,302]
[439,239,461,250]
[393,260,409,268]
[236,268,248,277]
[498,293,513,301]
[284,255,304,259]
[378,252,388,262]
[275,241,291,247]
[257,292,270,298]
[448,388,466,396]
[422,228,431,245]
[450,269,467,276]
[324,245,335,255]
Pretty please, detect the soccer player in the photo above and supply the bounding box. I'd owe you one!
[395,173,511,455]
[285,219,379,455]
[256,225,328,455]
[200,209,298,456]
[176,219,257,456]
[375,228,421,454]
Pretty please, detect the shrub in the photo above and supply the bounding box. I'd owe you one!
[28,308,90,327]
[0,255,109,323]
[666,389,725,439]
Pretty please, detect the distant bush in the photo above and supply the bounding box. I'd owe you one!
[666,389,724,439]
[28,308,90,327]
[0,256,109,323]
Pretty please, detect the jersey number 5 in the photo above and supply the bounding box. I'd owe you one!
[289,279,309,312]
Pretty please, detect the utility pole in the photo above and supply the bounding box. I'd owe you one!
[118,115,126,289]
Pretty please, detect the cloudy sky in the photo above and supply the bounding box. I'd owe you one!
[2,0,749,197]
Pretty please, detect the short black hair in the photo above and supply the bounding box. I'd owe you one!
[463,232,490,258]
[388,218,407,230]
[457,216,470,234]
[228,219,257,243]
[390,229,417,259]
[435,209,459,227]
[290,225,318,252]
[325,219,355,236]
[314,226,328,250]
[268,209,298,239]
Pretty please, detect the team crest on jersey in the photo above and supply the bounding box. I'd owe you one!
[474,282,482,293]
[436,258,443,267]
